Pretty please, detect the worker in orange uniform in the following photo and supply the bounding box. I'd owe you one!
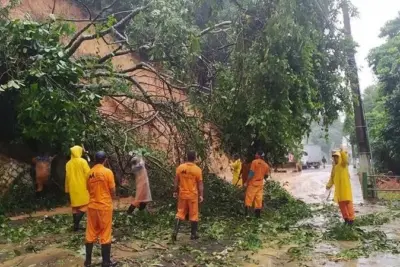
[172,150,204,241]
[65,145,90,232]
[326,146,355,225]
[84,151,116,267]
[244,151,270,218]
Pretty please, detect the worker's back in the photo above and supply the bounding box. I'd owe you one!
[176,162,202,200]
[87,164,115,210]
[249,159,269,186]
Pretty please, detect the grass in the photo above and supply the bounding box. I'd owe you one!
[4,175,400,265]
[377,191,400,201]
[0,177,313,266]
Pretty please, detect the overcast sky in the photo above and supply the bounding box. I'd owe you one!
[350,0,400,92]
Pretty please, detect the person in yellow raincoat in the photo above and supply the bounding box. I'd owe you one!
[230,154,242,187]
[127,155,152,215]
[65,145,90,231]
[326,146,355,225]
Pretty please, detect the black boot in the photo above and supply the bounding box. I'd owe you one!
[84,243,93,267]
[139,202,147,211]
[73,212,85,231]
[101,243,115,267]
[255,209,261,218]
[344,219,349,225]
[171,219,181,242]
[244,206,249,217]
[72,214,78,231]
[347,220,354,226]
[190,221,199,240]
[76,211,85,230]
[127,204,136,214]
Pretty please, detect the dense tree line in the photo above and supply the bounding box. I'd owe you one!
[359,13,400,174]
[0,0,354,166]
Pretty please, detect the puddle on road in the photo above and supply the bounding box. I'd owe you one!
[244,169,400,267]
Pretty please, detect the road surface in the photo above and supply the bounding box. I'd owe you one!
[272,165,363,204]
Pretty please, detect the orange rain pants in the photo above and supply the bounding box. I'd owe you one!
[85,208,113,244]
[245,185,263,209]
[72,205,88,214]
[338,201,355,221]
[176,198,199,222]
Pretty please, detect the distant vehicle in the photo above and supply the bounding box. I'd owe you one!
[301,151,308,169]
[304,144,322,169]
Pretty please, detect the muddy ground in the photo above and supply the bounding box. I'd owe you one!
[1,167,400,267]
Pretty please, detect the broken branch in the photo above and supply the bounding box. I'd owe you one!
[65,0,118,51]
[199,21,232,36]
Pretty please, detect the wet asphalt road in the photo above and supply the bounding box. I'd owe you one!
[272,165,363,204]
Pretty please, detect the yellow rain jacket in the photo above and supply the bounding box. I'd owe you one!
[231,159,242,186]
[65,146,90,207]
[326,150,353,202]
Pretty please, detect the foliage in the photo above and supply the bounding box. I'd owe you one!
[343,113,357,150]
[0,19,108,152]
[0,177,313,266]
[0,171,67,215]
[367,13,400,173]
[189,0,352,163]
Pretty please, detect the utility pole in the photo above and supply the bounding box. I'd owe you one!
[342,0,371,173]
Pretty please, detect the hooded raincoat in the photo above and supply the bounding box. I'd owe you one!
[65,146,90,207]
[326,151,353,202]
[231,159,242,186]
[132,157,152,203]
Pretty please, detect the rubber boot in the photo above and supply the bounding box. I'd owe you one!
[139,202,147,211]
[244,207,249,217]
[73,212,85,231]
[72,214,78,232]
[101,243,115,267]
[255,209,261,218]
[190,221,199,240]
[84,243,93,267]
[344,219,349,225]
[127,204,136,214]
[171,219,181,242]
[76,211,85,230]
[347,220,354,226]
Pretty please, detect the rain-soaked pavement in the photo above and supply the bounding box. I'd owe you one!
[272,165,363,204]
[246,166,400,267]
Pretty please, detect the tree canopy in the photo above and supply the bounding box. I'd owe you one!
[0,0,354,167]
[366,13,400,173]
